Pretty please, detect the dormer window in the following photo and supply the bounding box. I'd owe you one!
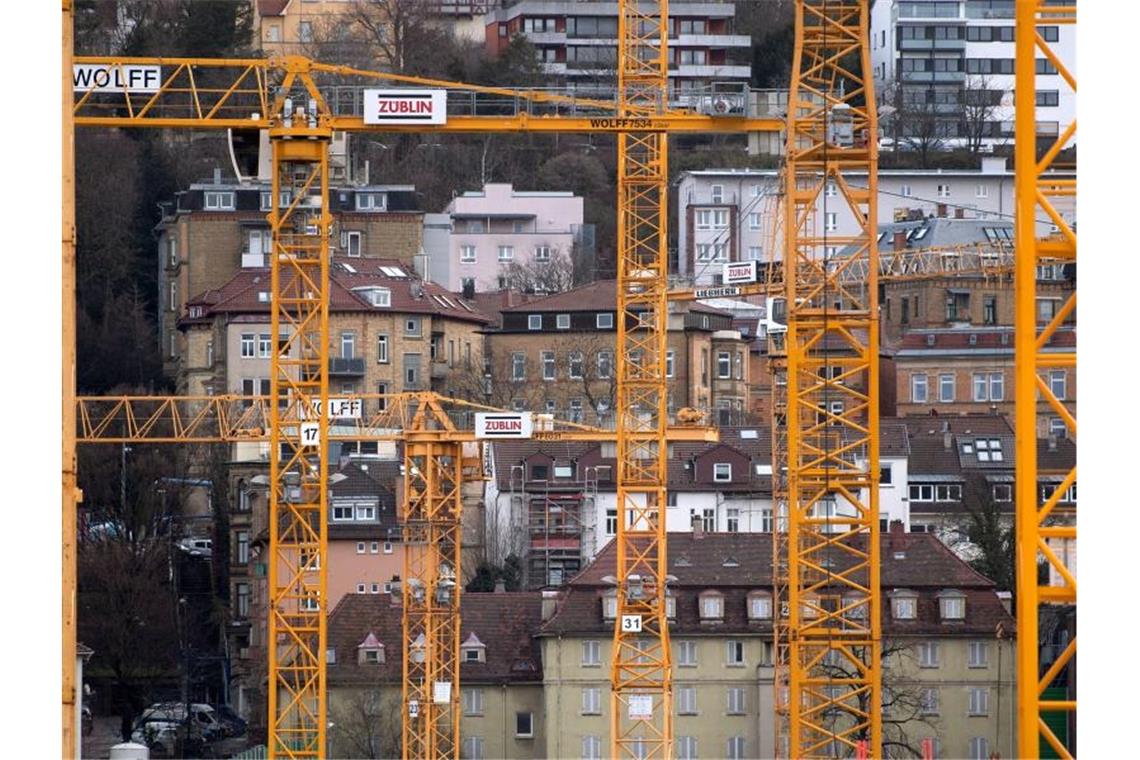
[357,632,385,664]
[665,591,677,620]
[747,591,773,620]
[844,594,868,620]
[603,590,618,620]
[461,633,486,663]
[938,591,966,621]
[699,591,725,620]
[713,463,732,482]
[892,590,918,620]
[801,592,820,619]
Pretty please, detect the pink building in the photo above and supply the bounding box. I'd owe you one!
[434,183,586,293]
[327,460,405,611]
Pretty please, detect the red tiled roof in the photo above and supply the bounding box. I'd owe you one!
[257,0,290,16]
[501,280,730,317]
[897,327,1075,352]
[328,592,544,686]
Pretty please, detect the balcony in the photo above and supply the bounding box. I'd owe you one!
[328,357,365,376]
[431,360,450,380]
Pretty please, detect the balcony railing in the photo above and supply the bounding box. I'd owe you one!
[328,357,365,376]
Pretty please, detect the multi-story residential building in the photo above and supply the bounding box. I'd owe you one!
[674,160,1074,285]
[485,1,752,101]
[177,257,490,402]
[538,529,1017,760]
[429,183,589,294]
[870,0,1076,149]
[483,428,773,588]
[894,326,1075,436]
[478,281,751,425]
[327,589,546,759]
[156,173,423,379]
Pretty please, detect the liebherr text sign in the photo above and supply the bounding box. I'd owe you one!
[363,89,447,125]
[73,64,161,93]
[475,413,533,439]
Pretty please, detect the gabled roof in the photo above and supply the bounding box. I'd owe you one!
[257,0,291,17]
[328,592,544,686]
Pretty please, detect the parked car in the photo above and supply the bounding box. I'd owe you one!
[135,702,222,741]
[177,537,212,557]
[212,704,248,737]
[131,719,210,757]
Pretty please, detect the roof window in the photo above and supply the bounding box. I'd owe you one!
[975,438,1004,462]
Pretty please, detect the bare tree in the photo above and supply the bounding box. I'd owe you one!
[347,0,460,75]
[884,82,948,168]
[960,76,1005,155]
[956,472,1016,593]
[500,247,577,294]
[329,687,402,759]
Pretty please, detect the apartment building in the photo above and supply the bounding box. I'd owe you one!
[156,174,423,379]
[870,0,1075,149]
[327,590,546,759]
[538,529,1017,760]
[674,159,1073,286]
[485,1,751,100]
[894,326,1075,436]
[177,257,490,403]
[429,183,589,294]
[479,281,751,426]
[483,428,774,588]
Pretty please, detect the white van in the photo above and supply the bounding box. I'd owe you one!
[135,702,221,739]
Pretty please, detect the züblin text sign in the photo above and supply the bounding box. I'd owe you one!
[74,64,161,93]
[723,260,758,285]
[475,413,534,439]
[363,89,447,125]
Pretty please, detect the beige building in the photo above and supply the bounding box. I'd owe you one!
[157,178,424,380]
[327,590,546,759]
[477,281,752,427]
[177,257,490,404]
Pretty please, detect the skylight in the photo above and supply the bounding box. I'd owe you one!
[975,438,1003,462]
[740,430,758,439]
[379,265,406,277]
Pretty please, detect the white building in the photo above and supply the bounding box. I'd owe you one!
[674,159,1073,285]
[870,0,1075,150]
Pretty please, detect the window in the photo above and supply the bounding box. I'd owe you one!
[236,582,250,617]
[460,245,476,263]
[582,736,602,760]
[976,438,1005,463]
[384,542,393,554]
[983,296,997,324]
[356,505,375,521]
[911,374,928,403]
[940,594,965,620]
[695,209,712,230]
[975,184,990,199]
[990,372,1005,401]
[665,350,675,378]
[920,687,940,716]
[582,639,601,666]
[824,212,838,232]
[405,318,422,337]
[993,483,1012,502]
[726,737,746,760]
[677,736,697,760]
[969,737,990,760]
[369,541,379,554]
[893,595,917,620]
[937,373,955,403]
[1048,369,1067,400]
[340,332,356,359]
[463,688,483,716]
[373,335,388,365]
[534,245,551,261]
[569,399,583,423]
[454,734,484,760]
[726,640,745,666]
[968,687,990,716]
[511,352,526,381]
[569,351,584,379]
[240,333,256,359]
[710,184,724,203]
[918,641,940,668]
[581,687,601,715]
[1049,417,1067,438]
[700,594,724,620]
[235,531,250,564]
[528,314,542,331]
[748,212,762,230]
[748,593,773,620]
[677,640,697,667]
[1037,297,1062,323]
[498,245,514,261]
[300,593,319,612]
[168,281,179,312]
[937,184,951,198]
[557,314,571,330]
[726,508,739,533]
[605,509,617,536]
[901,183,913,197]
[713,463,732,482]
[204,191,235,210]
[355,540,365,553]
[727,687,746,715]
[404,353,421,389]
[713,351,730,379]
[1036,57,1058,75]
[515,712,533,738]
[935,484,962,501]
[1040,25,1060,42]
[596,351,613,379]
[542,351,555,380]
[677,686,697,715]
[968,641,990,668]
[748,246,762,261]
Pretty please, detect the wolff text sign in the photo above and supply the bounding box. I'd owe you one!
[74,64,161,93]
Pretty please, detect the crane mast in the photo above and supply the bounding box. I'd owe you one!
[610,0,674,757]
[784,1,881,756]
[1014,1,1077,757]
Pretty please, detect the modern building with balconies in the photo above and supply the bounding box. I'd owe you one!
[484,1,752,101]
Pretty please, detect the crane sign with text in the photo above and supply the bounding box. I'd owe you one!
[74,64,161,93]
[475,413,534,439]
[364,89,447,125]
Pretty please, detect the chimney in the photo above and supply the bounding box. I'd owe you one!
[213,166,222,185]
[889,519,905,552]
[954,207,965,219]
[936,203,948,218]
[389,575,402,606]
[691,513,705,540]
[943,431,952,450]
[494,579,507,594]
[541,590,559,622]
[892,230,908,250]
[462,280,476,300]
[1047,434,1058,451]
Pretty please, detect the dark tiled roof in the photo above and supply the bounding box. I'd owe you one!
[904,416,1014,477]
[329,461,400,537]
[540,531,1013,637]
[501,280,730,317]
[328,592,544,686]
[183,258,490,325]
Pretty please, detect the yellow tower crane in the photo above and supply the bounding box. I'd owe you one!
[1014,1,1077,757]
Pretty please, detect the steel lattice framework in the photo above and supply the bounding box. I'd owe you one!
[610,1,674,757]
[784,2,881,756]
[770,351,791,759]
[1014,2,1077,758]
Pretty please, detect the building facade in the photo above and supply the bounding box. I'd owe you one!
[156,175,423,380]
[485,1,751,101]
[430,183,588,294]
[869,0,1076,150]
[478,281,751,426]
